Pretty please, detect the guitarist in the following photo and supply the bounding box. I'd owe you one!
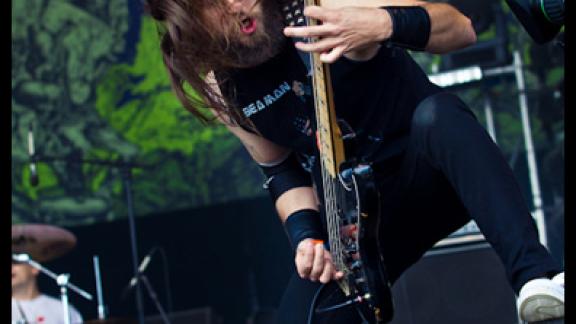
[145,0,564,322]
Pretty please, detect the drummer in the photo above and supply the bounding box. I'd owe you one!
[12,260,84,324]
[12,223,84,324]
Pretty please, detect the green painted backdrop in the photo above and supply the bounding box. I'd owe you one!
[12,0,263,226]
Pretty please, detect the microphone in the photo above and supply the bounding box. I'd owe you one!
[27,125,39,187]
[121,247,157,299]
[130,251,153,288]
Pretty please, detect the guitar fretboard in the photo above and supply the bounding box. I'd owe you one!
[303,0,345,178]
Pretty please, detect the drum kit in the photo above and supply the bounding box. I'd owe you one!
[12,223,136,324]
[17,127,167,324]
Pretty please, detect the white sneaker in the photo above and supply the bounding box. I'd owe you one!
[518,275,564,323]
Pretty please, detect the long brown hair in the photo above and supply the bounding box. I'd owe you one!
[144,0,286,126]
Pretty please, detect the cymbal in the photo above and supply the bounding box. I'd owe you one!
[12,223,77,262]
[84,318,136,324]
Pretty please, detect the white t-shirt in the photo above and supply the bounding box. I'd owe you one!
[12,294,83,324]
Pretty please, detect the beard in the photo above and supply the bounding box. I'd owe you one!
[218,0,287,68]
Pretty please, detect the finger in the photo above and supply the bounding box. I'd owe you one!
[320,45,346,63]
[303,5,337,23]
[323,252,344,280]
[319,255,334,283]
[309,242,326,281]
[333,270,345,280]
[284,24,339,38]
[296,240,315,278]
[294,37,342,54]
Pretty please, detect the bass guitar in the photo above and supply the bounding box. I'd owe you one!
[283,1,394,322]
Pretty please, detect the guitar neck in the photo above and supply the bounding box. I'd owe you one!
[305,0,345,178]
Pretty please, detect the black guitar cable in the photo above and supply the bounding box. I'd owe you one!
[307,284,327,324]
[315,293,372,323]
[315,294,366,313]
[307,284,371,324]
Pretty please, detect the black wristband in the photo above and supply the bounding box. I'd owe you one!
[381,6,431,51]
[264,169,312,201]
[260,153,313,202]
[283,209,324,251]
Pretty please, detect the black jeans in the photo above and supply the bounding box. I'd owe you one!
[277,92,561,324]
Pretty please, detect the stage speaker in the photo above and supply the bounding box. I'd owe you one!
[145,307,221,324]
[389,245,520,324]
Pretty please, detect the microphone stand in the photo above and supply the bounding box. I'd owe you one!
[29,154,151,324]
[139,274,171,324]
[121,163,146,324]
[15,255,93,324]
[122,247,171,324]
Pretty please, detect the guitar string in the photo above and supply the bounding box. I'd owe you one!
[315,64,344,271]
[304,0,346,275]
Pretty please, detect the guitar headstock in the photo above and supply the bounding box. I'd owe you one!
[282,0,306,27]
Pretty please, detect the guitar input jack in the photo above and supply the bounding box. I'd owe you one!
[315,293,371,314]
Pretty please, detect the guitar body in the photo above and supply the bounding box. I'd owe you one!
[335,160,394,323]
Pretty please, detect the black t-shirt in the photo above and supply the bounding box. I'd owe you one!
[218,41,442,164]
